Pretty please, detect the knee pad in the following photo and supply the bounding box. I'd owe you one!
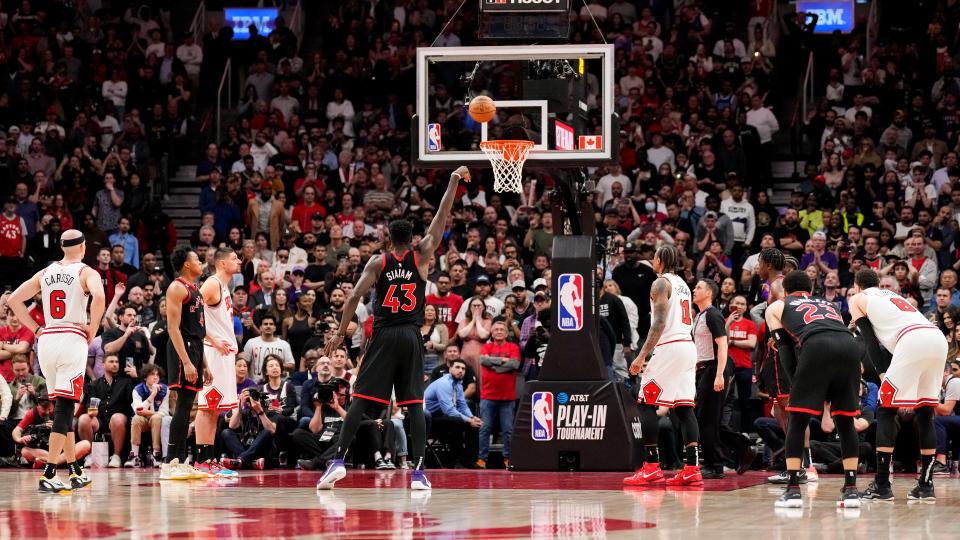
[52,398,74,435]
[914,406,936,450]
[876,407,899,448]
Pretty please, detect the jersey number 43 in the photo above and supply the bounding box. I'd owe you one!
[382,284,417,313]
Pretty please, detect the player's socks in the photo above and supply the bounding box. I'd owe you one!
[844,469,857,488]
[198,444,213,463]
[801,448,811,468]
[644,445,660,467]
[42,462,57,480]
[68,462,82,477]
[787,470,803,488]
[684,445,699,467]
[919,454,935,486]
[875,451,892,487]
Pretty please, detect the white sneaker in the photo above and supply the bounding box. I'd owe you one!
[806,466,819,483]
[159,459,192,481]
[108,455,122,468]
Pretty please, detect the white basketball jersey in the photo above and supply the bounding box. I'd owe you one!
[863,287,939,352]
[653,273,694,344]
[40,261,89,326]
[203,276,237,350]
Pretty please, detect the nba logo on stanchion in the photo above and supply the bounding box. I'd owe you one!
[557,273,583,331]
[427,123,442,151]
[531,391,554,441]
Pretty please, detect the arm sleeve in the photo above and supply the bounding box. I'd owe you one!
[771,328,798,377]
[855,317,891,375]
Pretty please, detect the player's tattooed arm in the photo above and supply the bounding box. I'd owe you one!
[418,166,469,257]
[630,277,670,375]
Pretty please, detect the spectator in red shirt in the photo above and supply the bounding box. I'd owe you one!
[426,272,464,339]
[477,321,521,469]
[291,185,325,233]
[725,295,757,432]
[0,307,36,381]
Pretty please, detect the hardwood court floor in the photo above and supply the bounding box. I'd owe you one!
[0,469,956,539]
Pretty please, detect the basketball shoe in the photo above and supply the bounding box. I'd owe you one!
[317,459,347,490]
[666,465,703,487]
[907,483,936,502]
[774,486,803,508]
[859,481,894,501]
[69,471,92,490]
[38,475,72,494]
[623,463,665,486]
[805,465,819,482]
[206,461,239,478]
[837,486,861,508]
[411,469,432,490]
[159,459,192,481]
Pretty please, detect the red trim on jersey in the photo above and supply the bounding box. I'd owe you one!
[785,406,822,415]
[352,393,391,404]
[879,398,940,409]
[381,254,388,272]
[895,324,939,344]
[396,399,424,406]
[198,402,238,412]
[413,250,420,268]
[40,328,87,339]
[392,250,409,263]
[787,292,809,297]
[175,277,195,304]
[169,383,204,392]
[831,409,860,417]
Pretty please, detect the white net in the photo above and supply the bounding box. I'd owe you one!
[479,140,534,194]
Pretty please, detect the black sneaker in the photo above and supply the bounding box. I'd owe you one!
[38,476,71,494]
[768,470,807,484]
[701,467,725,480]
[774,486,803,508]
[298,458,321,471]
[737,446,757,475]
[837,486,861,508]
[69,472,92,490]
[907,483,936,502]
[375,458,392,470]
[860,481,894,501]
[931,461,950,477]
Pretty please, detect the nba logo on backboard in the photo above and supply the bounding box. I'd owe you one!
[531,391,554,441]
[427,123,442,151]
[557,273,583,331]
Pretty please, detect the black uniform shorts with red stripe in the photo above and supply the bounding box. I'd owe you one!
[758,333,791,401]
[353,325,424,406]
[166,337,205,392]
[785,331,861,417]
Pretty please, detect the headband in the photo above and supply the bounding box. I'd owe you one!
[61,234,85,247]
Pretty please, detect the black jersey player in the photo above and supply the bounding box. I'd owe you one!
[159,247,207,480]
[765,271,862,510]
[317,165,471,491]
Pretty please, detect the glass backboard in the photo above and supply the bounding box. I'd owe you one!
[413,44,617,169]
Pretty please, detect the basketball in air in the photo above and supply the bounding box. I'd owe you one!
[468,96,496,123]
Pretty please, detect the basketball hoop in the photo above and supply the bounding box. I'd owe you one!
[480,140,534,194]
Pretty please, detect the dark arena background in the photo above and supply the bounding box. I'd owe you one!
[1,0,960,538]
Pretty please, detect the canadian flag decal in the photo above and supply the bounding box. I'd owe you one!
[578,135,602,149]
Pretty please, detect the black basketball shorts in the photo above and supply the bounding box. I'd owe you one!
[352,325,425,406]
[785,331,861,417]
[167,337,205,392]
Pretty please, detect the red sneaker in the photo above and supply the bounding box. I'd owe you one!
[221,458,242,470]
[666,465,703,487]
[623,463,664,486]
[253,458,265,470]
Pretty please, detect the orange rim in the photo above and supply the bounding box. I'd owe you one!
[479,140,534,161]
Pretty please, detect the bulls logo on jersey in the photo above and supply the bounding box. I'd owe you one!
[642,381,663,405]
[879,379,899,408]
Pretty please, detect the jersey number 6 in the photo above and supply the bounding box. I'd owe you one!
[49,290,66,319]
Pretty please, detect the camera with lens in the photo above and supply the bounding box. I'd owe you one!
[24,424,51,449]
[312,377,347,404]
[246,388,269,408]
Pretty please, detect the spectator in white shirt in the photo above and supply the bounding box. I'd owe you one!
[102,69,128,119]
[243,315,296,380]
[843,93,872,124]
[745,95,779,144]
[326,88,356,138]
[596,165,633,205]
[176,33,203,85]
[645,132,676,170]
[270,82,299,123]
[144,28,165,59]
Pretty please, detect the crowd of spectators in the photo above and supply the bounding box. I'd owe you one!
[1,0,959,473]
